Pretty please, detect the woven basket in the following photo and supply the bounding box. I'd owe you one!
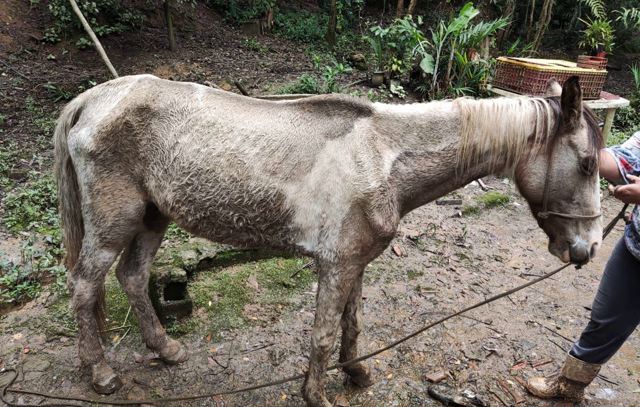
[577,55,608,70]
[493,57,607,99]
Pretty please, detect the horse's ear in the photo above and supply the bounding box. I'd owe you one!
[560,76,582,130]
[544,78,562,97]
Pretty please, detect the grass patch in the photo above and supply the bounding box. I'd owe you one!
[477,191,510,208]
[187,256,313,339]
[462,191,510,217]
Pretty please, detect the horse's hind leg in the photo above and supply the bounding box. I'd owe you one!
[339,269,373,387]
[115,207,188,364]
[69,238,125,394]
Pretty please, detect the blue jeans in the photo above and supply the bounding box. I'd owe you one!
[570,238,640,364]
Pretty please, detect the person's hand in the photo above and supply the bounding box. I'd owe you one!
[609,174,640,204]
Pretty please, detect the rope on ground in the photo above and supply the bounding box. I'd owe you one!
[68,0,118,78]
[0,205,629,406]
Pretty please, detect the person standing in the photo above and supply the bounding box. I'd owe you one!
[527,131,640,402]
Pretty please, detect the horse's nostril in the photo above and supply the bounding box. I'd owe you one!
[590,243,598,259]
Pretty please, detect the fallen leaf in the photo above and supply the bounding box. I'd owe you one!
[280,392,287,401]
[206,333,212,342]
[386,373,393,380]
[334,393,349,407]
[23,347,30,354]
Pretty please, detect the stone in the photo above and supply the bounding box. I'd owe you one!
[23,357,50,372]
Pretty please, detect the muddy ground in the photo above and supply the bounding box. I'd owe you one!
[1,181,639,407]
[1,2,639,407]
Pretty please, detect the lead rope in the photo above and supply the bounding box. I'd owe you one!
[0,205,630,407]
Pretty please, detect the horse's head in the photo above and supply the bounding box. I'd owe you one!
[515,77,603,265]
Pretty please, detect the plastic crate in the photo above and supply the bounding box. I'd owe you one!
[493,57,607,99]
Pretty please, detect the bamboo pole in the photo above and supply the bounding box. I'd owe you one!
[68,0,119,78]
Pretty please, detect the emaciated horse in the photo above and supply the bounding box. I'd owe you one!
[54,75,602,406]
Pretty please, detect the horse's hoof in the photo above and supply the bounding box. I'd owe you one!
[302,379,332,407]
[345,364,374,388]
[159,339,189,365]
[91,361,123,394]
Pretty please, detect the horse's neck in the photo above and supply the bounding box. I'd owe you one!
[377,98,542,215]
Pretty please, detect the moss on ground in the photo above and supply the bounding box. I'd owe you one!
[477,191,510,208]
[186,256,313,339]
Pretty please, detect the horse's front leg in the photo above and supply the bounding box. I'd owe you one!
[339,269,373,387]
[302,260,360,407]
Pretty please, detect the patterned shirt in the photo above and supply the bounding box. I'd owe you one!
[604,131,640,260]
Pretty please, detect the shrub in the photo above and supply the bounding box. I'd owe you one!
[273,10,328,43]
[43,0,143,44]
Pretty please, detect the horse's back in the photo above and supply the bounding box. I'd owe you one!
[66,75,378,253]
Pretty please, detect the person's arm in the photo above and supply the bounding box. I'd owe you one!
[600,131,640,204]
[599,149,625,185]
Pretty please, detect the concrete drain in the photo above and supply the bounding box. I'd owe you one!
[149,266,193,324]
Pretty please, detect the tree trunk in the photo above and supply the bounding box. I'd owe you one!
[531,0,554,52]
[164,0,177,51]
[497,0,515,48]
[396,0,405,18]
[526,0,536,42]
[407,0,418,16]
[326,0,337,47]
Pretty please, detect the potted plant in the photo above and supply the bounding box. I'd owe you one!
[366,26,390,86]
[578,17,615,58]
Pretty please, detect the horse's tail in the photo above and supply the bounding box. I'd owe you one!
[54,97,107,333]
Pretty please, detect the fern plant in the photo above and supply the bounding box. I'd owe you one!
[579,0,605,19]
[615,7,640,30]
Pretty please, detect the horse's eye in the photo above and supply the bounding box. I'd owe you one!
[580,156,596,176]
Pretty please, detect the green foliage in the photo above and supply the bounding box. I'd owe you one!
[25,97,57,137]
[477,191,510,208]
[413,2,508,98]
[3,175,60,240]
[277,74,319,94]
[579,0,606,19]
[277,56,351,94]
[209,0,275,24]
[273,10,327,43]
[615,7,640,30]
[43,0,143,45]
[43,83,74,102]
[243,37,269,53]
[365,16,424,74]
[631,64,640,111]
[0,237,66,306]
[579,17,615,52]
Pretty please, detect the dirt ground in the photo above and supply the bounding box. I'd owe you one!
[1,3,639,407]
[1,179,639,407]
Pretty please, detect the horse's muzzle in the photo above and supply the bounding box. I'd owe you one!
[569,241,597,265]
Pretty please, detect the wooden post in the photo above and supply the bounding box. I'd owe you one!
[68,0,118,78]
[602,107,616,142]
[326,0,337,47]
[164,0,177,51]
